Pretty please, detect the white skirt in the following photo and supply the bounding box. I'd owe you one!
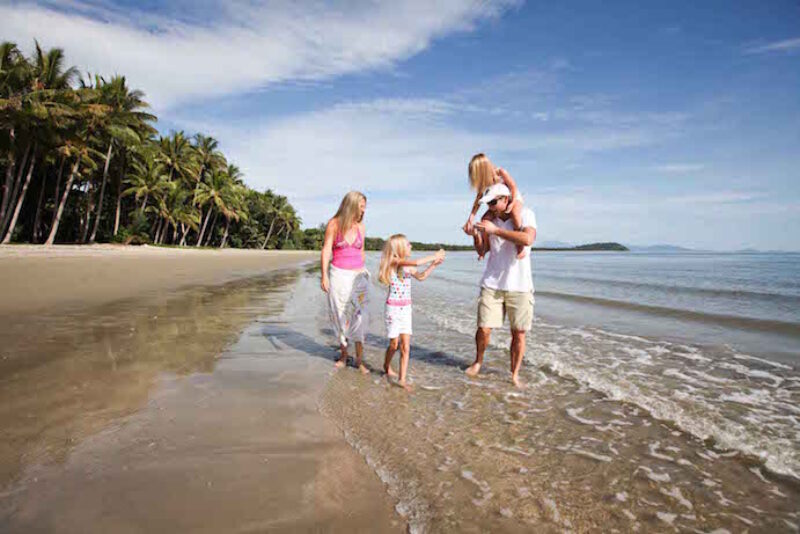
[327,265,370,347]
[385,304,412,339]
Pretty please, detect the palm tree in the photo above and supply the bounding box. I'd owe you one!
[123,149,166,214]
[3,41,78,243]
[87,75,155,243]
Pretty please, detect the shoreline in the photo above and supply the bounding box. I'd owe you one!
[0,244,317,317]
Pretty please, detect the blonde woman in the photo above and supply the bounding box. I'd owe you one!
[321,191,370,372]
[378,235,444,390]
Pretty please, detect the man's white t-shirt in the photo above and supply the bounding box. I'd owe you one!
[479,207,537,293]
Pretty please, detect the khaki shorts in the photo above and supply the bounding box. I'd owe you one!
[477,287,534,332]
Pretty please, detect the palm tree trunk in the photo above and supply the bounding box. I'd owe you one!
[220,218,230,248]
[32,171,48,242]
[204,210,219,246]
[140,194,149,214]
[1,142,32,233]
[45,158,80,246]
[89,142,114,243]
[261,218,277,249]
[0,127,16,225]
[179,223,188,246]
[172,222,179,244]
[152,216,162,242]
[48,157,65,240]
[80,178,95,243]
[2,143,37,244]
[113,151,125,236]
[196,207,212,246]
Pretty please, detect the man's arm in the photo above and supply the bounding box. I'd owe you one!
[475,220,536,247]
[473,228,489,257]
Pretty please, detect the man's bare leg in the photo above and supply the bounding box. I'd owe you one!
[397,334,412,390]
[510,330,526,387]
[466,327,491,376]
[334,342,348,368]
[384,338,399,377]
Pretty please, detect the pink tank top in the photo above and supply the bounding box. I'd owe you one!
[331,226,364,270]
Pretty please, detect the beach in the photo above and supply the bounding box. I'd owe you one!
[1,246,799,532]
[0,245,400,532]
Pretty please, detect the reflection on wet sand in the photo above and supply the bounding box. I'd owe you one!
[0,270,298,489]
[0,270,401,533]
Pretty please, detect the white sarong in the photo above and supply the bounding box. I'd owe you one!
[327,265,370,347]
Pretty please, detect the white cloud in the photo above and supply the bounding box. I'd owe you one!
[652,163,706,173]
[0,0,519,109]
[745,37,800,54]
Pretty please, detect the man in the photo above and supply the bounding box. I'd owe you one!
[467,183,537,387]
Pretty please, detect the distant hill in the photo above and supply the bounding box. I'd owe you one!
[365,238,628,252]
[627,244,698,253]
[534,242,629,252]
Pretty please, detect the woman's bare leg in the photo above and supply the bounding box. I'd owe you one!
[334,342,348,368]
[354,341,369,374]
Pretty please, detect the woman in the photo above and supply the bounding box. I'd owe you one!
[320,191,370,373]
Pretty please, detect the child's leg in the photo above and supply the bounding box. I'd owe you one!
[334,342,348,368]
[511,203,526,258]
[384,337,399,377]
[398,334,412,390]
[354,341,369,374]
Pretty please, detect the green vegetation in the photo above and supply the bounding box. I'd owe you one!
[1,40,302,249]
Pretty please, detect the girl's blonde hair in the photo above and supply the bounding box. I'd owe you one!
[378,234,410,285]
[334,191,367,234]
[468,153,498,192]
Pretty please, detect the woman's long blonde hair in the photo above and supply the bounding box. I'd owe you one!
[378,234,410,285]
[468,153,498,192]
[334,191,366,235]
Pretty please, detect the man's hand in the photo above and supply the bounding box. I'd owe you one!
[474,220,499,235]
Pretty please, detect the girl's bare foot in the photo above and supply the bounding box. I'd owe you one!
[516,245,526,259]
[511,373,522,388]
[384,366,398,378]
[334,357,347,369]
[358,363,370,375]
[465,362,481,377]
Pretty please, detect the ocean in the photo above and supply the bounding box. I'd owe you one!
[316,251,800,532]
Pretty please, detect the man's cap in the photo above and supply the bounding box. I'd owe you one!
[479,183,511,204]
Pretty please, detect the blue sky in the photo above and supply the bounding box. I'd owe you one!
[2,0,799,250]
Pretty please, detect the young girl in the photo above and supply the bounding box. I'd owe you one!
[378,235,445,391]
[462,153,526,259]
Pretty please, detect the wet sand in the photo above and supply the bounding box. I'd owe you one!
[0,246,401,532]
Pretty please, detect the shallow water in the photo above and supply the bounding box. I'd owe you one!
[315,252,800,532]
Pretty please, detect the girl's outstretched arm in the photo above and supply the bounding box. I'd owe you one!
[397,249,445,267]
[411,258,442,281]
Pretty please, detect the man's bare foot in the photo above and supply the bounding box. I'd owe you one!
[397,380,413,392]
[465,362,481,377]
[384,366,398,378]
[511,373,522,388]
[358,363,370,375]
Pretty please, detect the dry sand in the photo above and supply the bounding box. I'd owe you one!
[0,244,317,316]
[0,245,401,532]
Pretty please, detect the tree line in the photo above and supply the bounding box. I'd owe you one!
[0,40,306,249]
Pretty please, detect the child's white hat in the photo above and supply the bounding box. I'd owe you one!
[479,183,511,204]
